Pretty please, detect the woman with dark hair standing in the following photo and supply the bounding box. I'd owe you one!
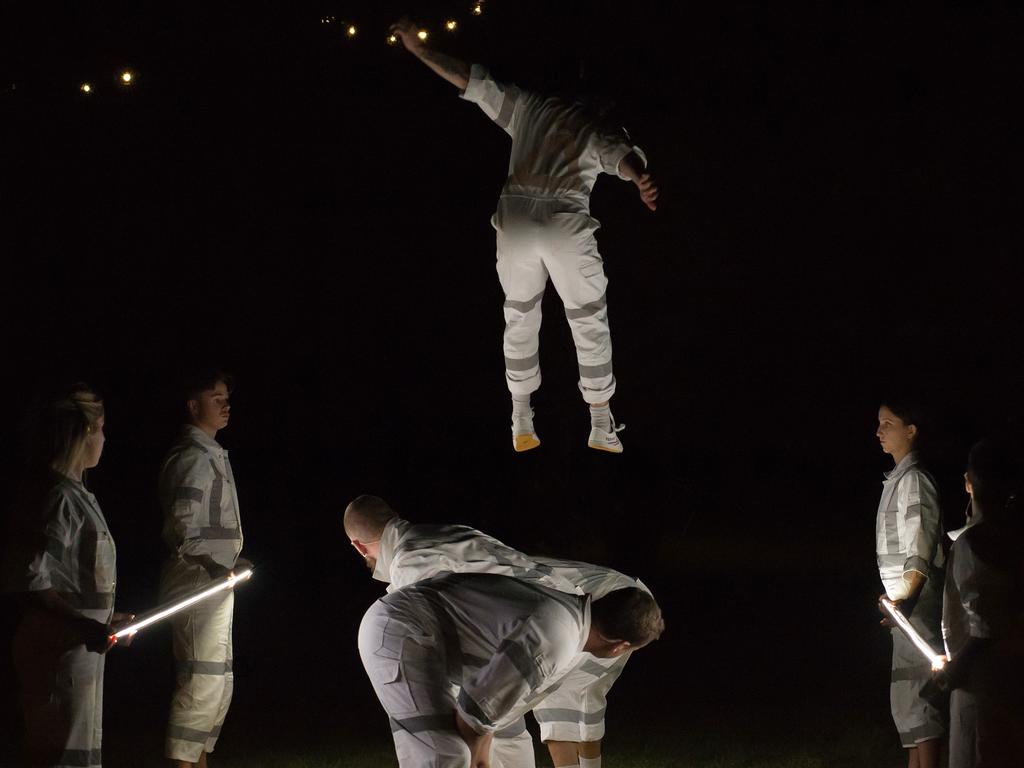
[939,435,1024,767]
[875,401,946,768]
[10,386,132,768]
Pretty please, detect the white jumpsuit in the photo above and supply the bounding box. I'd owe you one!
[375,518,649,746]
[358,573,589,768]
[16,474,117,768]
[159,425,244,762]
[460,64,647,404]
[875,451,945,747]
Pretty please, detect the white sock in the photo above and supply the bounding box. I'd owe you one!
[580,757,601,768]
[512,394,532,415]
[589,404,611,431]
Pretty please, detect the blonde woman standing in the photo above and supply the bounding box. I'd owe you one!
[875,400,946,768]
[11,386,133,768]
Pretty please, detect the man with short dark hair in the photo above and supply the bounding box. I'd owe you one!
[346,496,663,768]
[159,372,248,768]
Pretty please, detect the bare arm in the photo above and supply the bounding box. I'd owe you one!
[618,151,659,212]
[390,17,470,90]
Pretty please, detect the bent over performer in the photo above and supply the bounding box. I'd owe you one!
[345,494,659,768]
[358,571,662,768]
[390,18,659,454]
[159,372,248,767]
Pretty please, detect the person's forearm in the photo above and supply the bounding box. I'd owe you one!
[411,46,470,90]
[903,569,926,597]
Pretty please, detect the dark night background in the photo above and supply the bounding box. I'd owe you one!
[1,2,1021,765]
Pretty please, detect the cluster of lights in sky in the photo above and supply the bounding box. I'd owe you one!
[39,2,488,97]
[77,69,133,95]
[319,0,483,45]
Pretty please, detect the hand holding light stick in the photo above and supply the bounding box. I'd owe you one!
[110,567,254,642]
[879,597,946,671]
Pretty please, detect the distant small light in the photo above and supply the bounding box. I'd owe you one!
[416,29,428,41]
[321,15,335,24]
[80,83,93,93]
[445,20,458,31]
[346,25,357,37]
[120,70,133,85]
[386,33,398,46]
[472,2,484,16]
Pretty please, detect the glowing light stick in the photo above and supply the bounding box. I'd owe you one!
[879,598,946,671]
[111,568,253,640]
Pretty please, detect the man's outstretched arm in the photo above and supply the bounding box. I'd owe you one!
[390,17,470,90]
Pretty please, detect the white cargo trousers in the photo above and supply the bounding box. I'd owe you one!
[495,196,615,404]
[358,600,536,768]
[162,560,235,762]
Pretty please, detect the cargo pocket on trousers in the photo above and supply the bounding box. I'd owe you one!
[371,655,421,716]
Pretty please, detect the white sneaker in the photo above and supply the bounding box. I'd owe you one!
[512,408,540,452]
[588,410,625,454]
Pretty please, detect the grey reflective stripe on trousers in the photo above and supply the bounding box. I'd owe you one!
[579,361,613,378]
[565,295,607,320]
[169,725,216,744]
[534,706,607,725]
[504,290,544,313]
[505,353,540,371]
[177,659,233,675]
[390,713,455,734]
[56,748,103,767]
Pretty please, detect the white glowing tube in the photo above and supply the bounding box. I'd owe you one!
[111,568,253,640]
[879,597,946,671]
